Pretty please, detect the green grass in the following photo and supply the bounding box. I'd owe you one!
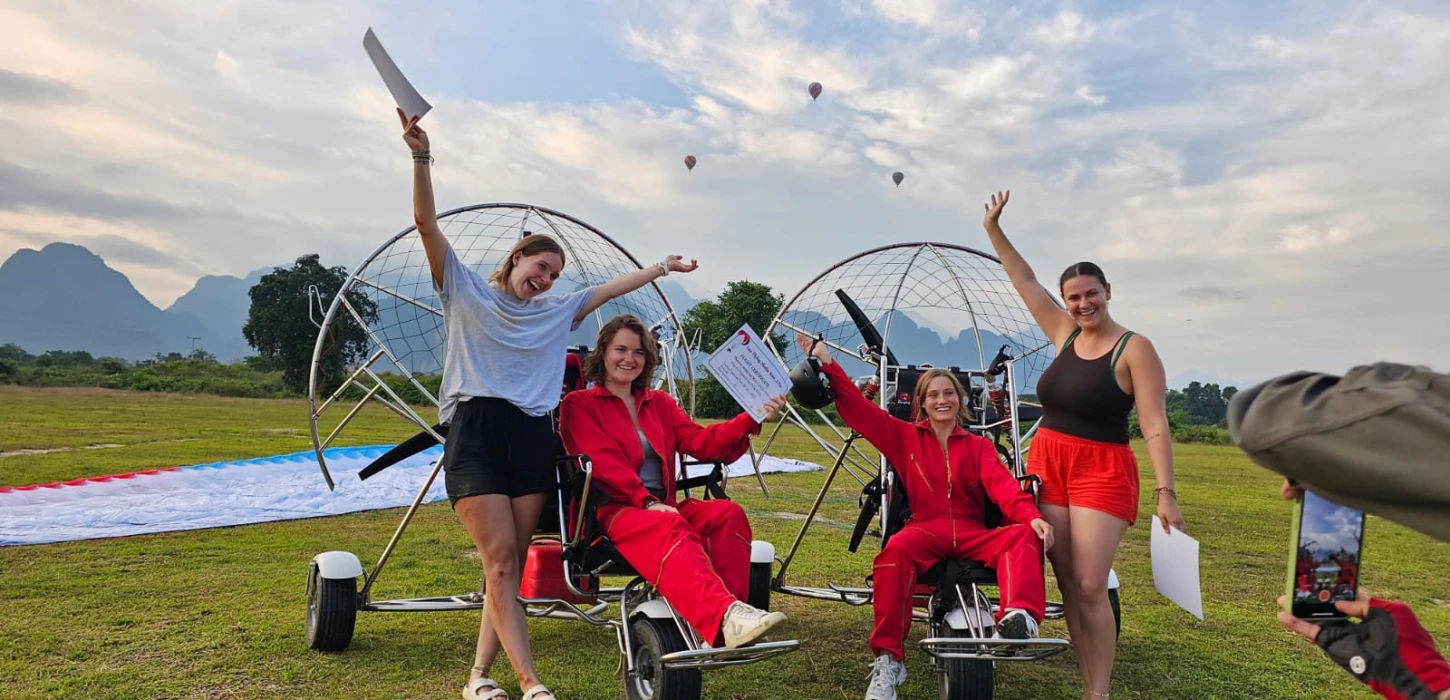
[1,386,1446,699]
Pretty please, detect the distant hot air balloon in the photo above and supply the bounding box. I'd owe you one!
[892,171,904,187]
[684,155,697,172]
[808,82,823,101]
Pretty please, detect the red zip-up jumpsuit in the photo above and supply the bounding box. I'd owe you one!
[820,360,1048,661]
[559,385,762,645]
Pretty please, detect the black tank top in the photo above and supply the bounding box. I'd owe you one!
[1036,328,1136,444]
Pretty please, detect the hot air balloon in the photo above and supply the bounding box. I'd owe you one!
[808,82,822,101]
[892,171,904,187]
[684,155,696,172]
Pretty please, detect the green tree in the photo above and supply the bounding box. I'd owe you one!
[0,344,32,363]
[243,254,378,394]
[681,280,786,418]
[681,280,786,354]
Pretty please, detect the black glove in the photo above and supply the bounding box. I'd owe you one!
[1314,601,1449,700]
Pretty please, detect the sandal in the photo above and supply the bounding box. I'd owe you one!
[462,676,508,700]
[520,684,556,700]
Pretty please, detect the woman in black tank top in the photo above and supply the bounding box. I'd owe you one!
[981,190,1185,700]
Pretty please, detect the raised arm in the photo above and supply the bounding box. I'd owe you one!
[798,333,907,461]
[981,190,1077,349]
[574,256,699,324]
[400,109,449,290]
[1123,334,1183,533]
[664,393,781,464]
[559,393,655,509]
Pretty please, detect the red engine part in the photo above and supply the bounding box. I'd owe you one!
[988,378,1011,424]
[520,539,596,604]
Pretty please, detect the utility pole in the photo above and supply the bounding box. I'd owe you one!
[187,336,202,353]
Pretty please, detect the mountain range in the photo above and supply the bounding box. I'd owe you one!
[0,242,1233,390]
[0,243,261,362]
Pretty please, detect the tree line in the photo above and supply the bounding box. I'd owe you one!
[1,252,1237,444]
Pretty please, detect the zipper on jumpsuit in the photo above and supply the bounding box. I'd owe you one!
[944,440,956,547]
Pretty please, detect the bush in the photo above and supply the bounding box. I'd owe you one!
[0,351,294,399]
[1129,408,1232,445]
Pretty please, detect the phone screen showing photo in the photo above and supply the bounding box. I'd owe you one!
[1291,491,1366,619]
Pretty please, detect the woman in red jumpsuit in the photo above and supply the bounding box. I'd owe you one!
[559,314,789,649]
[796,334,1054,700]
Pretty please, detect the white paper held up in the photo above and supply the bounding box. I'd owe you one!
[363,27,432,123]
[703,324,792,423]
[1150,515,1204,620]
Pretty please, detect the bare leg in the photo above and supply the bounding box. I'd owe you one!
[1066,506,1130,699]
[1040,505,1083,675]
[455,494,544,690]
[472,493,547,681]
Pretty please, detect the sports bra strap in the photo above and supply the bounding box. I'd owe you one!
[1059,327,1082,354]
[1109,331,1135,376]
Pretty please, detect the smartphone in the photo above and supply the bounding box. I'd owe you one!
[1286,490,1366,621]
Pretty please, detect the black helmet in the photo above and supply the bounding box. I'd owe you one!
[789,356,835,409]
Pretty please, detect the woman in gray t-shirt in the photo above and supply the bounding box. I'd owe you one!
[399,109,700,700]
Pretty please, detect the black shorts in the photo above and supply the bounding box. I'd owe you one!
[442,397,561,506]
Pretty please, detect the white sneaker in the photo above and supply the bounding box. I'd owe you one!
[864,653,906,700]
[720,601,787,648]
[994,608,1039,639]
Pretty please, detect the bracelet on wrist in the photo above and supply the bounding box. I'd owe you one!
[654,261,669,277]
[412,149,433,165]
[1154,487,1177,501]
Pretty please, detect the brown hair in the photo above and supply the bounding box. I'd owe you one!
[582,314,660,394]
[910,368,972,424]
[1058,261,1108,294]
[490,233,567,285]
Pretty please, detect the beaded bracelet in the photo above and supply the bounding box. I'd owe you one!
[412,149,434,165]
[1154,487,1177,501]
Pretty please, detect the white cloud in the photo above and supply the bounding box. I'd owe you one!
[868,0,984,39]
[1073,84,1107,105]
[1029,10,1098,47]
[0,0,1447,384]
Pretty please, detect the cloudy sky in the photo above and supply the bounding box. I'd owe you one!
[1,0,1447,387]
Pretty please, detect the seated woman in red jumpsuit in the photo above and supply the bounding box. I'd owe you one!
[796,333,1055,700]
[560,314,789,649]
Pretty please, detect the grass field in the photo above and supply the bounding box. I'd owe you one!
[1,385,1447,700]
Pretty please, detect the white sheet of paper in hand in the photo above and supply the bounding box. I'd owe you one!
[1150,515,1203,620]
[363,27,432,122]
[703,324,792,423]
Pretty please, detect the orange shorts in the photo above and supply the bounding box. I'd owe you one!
[1026,427,1140,525]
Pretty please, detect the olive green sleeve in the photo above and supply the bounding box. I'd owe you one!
[1226,362,1450,543]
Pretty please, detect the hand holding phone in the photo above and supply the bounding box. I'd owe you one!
[1277,595,1450,700]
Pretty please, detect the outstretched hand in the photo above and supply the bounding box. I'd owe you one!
[398,107,429,152]
[664,255,698,274]
[795,332,831,363]
[983,190,1010,229]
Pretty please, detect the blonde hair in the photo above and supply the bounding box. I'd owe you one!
[910,368,972,424]
[489,233,566,285]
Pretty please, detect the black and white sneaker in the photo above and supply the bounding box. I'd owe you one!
[994,608,1039,640]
